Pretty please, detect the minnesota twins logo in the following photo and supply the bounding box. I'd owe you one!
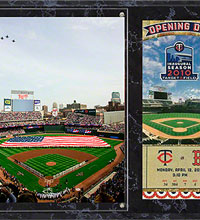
[161,41,198,80]
[174,41,184,52]
[157,150,173,166]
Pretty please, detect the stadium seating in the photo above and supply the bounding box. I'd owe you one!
[0,112,125,134]
[143,139,161,144]
[89,160,125,203]
[180,139,197,145]
[99,123,125,133]
[0,112,42,122]
[64,112,101,125]
[161,139,179,145]
[193,138,200,144]
[0,128,25,137]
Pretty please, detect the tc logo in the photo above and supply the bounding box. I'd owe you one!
[157,150,173,166]
[192,150,200,166]
[174,41,184,52]
[5,100,10,105]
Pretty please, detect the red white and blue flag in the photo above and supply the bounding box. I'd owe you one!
[0,136,110,148]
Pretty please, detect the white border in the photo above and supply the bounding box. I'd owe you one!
[0,8,129,213]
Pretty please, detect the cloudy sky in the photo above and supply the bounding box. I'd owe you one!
[0,17,124,110]
[143,35,200,102]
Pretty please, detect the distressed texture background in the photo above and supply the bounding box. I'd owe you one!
[0,0,199,219]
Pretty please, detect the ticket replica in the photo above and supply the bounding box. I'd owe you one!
[142,20,200,199]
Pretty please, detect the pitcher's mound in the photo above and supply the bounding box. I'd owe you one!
[46,162,56,166]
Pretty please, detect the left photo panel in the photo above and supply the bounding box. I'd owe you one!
[0,17,126,204]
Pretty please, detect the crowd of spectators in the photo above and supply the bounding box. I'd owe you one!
[0,112,42,122]
[0,121,44,129]
[99,123,125,133]
[0,166,37,203]
[61,160,125,203]
[120,143,125,154]
[0,159,125,203]
[0,112,125,133]
[0,166,71,203]
[64,112,101,125]
[90,160,125,203]
[0,128,25,137]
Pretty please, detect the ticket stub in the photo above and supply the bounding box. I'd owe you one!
[142,20,200,199]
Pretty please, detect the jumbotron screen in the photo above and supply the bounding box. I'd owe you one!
[154,91,168,100]
[12,99,34,112]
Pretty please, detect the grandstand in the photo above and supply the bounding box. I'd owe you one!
[143,99,173,113]
[143,87,200,114]
[0,88,125,204]
[0,112,125,137]
[0,108,125,203]
[184,99,200,113]
[0,112,42,122]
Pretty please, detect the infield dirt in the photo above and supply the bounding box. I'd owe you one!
[9,148,96,163]
[143,119,200,139]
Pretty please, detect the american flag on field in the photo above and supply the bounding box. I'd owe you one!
[0,136,110,148]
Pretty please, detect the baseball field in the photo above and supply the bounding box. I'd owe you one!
[0,134,123,193]
[143,113,200,139]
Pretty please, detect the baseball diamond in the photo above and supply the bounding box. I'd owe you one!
[0,134,122,194]
[24,154,80,177]
[143,113,200,139]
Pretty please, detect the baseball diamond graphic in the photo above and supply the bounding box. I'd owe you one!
[0,135,124,198]
[143,113,200,139]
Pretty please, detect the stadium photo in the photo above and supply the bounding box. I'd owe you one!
[143,35,200,145]
[0,17,125,204]
[143,87,200,144]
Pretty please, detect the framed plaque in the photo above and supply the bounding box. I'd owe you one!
[0,1,200,220]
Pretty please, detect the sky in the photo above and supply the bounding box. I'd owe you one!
[143,35,200,102]
[0,17,124,110]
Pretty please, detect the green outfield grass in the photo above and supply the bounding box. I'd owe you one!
[24,154,79,176]
[143,113,200,136]
[161,119,199,128]
[0,136,122,193]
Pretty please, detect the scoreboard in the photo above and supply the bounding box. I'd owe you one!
[74,109,96,116]
[12,99,34,112]
[149,90,168,100]
[4,98,41,112]
[154,91,168,100]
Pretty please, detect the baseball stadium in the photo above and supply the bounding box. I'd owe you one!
[0,91,125,203]
[143,87,200,144]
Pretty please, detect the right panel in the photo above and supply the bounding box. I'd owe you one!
[142,20,200,199]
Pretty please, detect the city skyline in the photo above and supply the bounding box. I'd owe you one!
[0,17,124,111]
[45,90,123,110]
[3,90,123,112]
